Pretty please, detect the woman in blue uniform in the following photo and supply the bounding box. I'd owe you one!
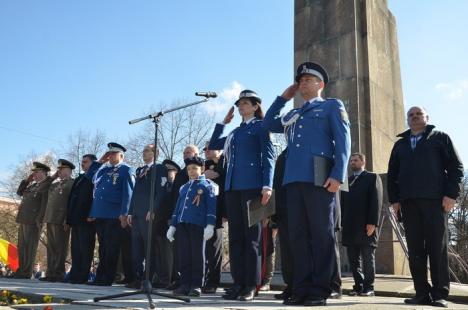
[209,90,275,301]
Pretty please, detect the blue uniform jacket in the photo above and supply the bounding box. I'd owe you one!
[171,175,217,228]
[87,161,135,219]
[128,164,167,219]
[263,96,351,185]
[208,118,275,191]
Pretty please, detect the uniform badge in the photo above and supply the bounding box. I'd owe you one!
[192,188,204,206]
[112,173,119,185]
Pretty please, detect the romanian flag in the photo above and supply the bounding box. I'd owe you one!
[0,238,18,271]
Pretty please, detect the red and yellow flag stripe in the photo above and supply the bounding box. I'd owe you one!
[0,238,18,272]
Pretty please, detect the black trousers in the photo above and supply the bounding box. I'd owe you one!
[120,225,135,282]
[225,189,262,287]
[95,218,123,285]
[204,227,223,288]
[331,233,342,293]
[287,183,335,298]
[401,198,449,300]
[153,234,173,285]
[176,223,205,288]
[277,212,294,289]
[131,217,156,281]
[346,245,376,292]
[69,223,96,283]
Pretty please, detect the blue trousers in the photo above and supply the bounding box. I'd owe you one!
[225,189,262,287]
[287,183,336,298]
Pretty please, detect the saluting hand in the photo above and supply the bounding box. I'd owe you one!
[442,196,456,213]
[27,173,34,182]
[223,106,235,125]
[261,188,272,206]
[366,224,376,236]
[323,178,340,193]
[98,152,111,164]
[281,84,299,100]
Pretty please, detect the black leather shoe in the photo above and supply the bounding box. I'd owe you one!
[39,277,57,282]
[330,291,342,299]
[201,286,217,294]
[173,285,189,296]
[283,295,306,305]
[274,289,292,300]
[404,295,432,305]
[359,290,375,297]
[348,290,360,296]
[188,287,201,297]
[152,282,168,289]
[238,287,256,301]
[432,299,449,308]
[303,297,327,307]
[304,297,327,307]
[86,281,111,286]
[222,285,243,300]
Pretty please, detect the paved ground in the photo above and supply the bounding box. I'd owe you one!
[0,275,467,309]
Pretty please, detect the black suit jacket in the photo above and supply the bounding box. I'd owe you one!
[128,164,168,219]
[341,170,383,247]
[66,174,94,225]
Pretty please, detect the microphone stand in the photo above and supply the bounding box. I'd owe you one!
[93,98,209,309]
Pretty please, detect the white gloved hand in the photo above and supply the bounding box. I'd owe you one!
[166,226,176,242]
[203,224,215,241]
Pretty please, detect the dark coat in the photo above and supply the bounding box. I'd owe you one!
[205,155,227,228]
[66,174,94,225]
[128,164,168,219]
[387,125,464,203]
[272,149,287,223]
[341,171,383,247]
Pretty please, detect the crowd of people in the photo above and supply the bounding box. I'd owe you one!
[7,61,464,308]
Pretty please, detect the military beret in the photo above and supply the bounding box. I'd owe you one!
[184,156,204,167]
[31,161,50,172]
[162,159,181,172]
[107,142,126,153]
[235,89,262,106]
[295,61,329,84]
[57,159,75,170]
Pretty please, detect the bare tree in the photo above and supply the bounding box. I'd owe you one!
[127,100,215,167]
[448,175,468,283]
[58,129,107,174]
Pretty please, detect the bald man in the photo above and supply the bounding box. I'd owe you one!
[387,106,464,308]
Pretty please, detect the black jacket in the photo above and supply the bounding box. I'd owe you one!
[272,149,287,222]
[341,171,383,247]
[66,174,94,225]
[205,155,227,228]
[387,125,464,203]
[128,164,168,218]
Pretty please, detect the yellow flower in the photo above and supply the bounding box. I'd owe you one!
[18,298,28,304]
[1,290,9,298]
[43,295,53,303]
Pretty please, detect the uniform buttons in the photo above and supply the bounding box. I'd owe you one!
[321,152,324,155]
[299,125,303,128]
[300,116,303,119]
[297,134,301,138]
[185,197,189,200]
[296,144,300,147]
[316,114,319,116]
[250,163,254,166]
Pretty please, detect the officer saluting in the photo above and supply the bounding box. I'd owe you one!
[86,142,135,286]
[264,62,351,307]
[14,162,56,279]
[41,159,75,282]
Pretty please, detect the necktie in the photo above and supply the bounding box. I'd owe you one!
[139,165,149,178]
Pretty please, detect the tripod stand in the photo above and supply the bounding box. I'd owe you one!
[93,98,209,309]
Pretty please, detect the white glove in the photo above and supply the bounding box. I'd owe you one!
[203,224,215,241]
[166,226,176,242]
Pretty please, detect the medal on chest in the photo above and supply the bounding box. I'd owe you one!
[192,188,203,206]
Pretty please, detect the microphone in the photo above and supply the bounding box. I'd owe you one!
[195,91,217,98]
